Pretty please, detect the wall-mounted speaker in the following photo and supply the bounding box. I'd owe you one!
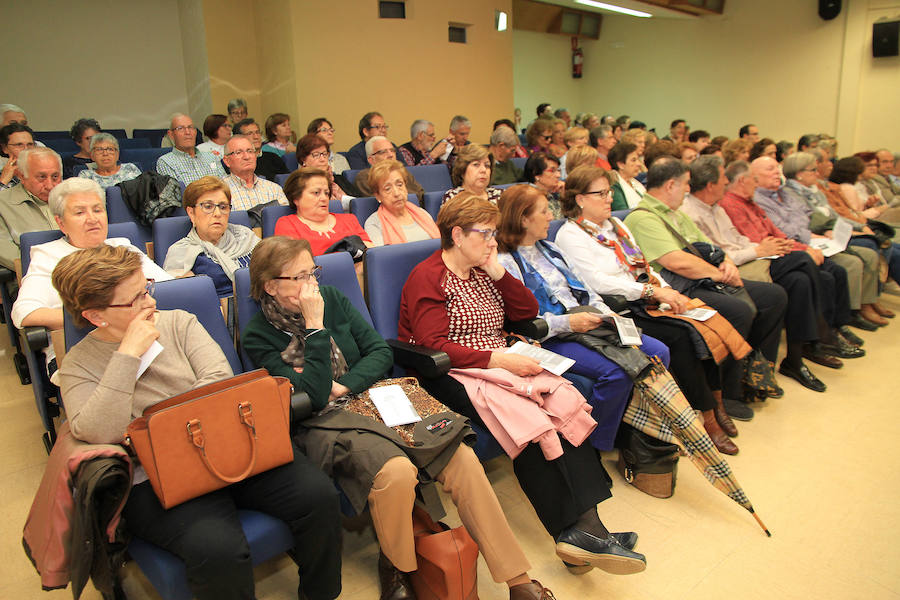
[873,21,900,57]
[819,0,841,20]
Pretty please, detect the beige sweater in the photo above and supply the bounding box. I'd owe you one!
[59,310,232,444]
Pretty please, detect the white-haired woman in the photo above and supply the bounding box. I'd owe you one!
[11,177,169,376]
[77,133,141,189]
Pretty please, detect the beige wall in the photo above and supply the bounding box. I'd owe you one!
[512,30,585,125]
[202,0,263,121]
[6,0,193,132]
[512,0,900,152]
[270,0,516,150]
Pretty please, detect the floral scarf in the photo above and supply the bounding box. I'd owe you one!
[260,294,348,377]
[573,216,659,285]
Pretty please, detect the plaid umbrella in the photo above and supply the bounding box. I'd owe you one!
[622,356,771,536]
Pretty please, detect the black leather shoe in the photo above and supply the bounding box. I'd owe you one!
[723,398,754,421]
[779,360,827,392]
[848,314,879,331]
[838,326,864,347]
[802,343,844,369]
[820,336,866,359]
[563,531,638,573]
[556,528,646,575]
[378,552,415,600]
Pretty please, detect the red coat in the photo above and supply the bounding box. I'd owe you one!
[22,422,132,590]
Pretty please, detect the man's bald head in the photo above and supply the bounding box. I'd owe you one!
[750,156,781,190]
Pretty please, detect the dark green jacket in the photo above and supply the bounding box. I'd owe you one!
[491,159,523,186]
[242,285,393,411]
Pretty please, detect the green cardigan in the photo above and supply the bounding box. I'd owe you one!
[610,180,629,212]
[242,285,393,411]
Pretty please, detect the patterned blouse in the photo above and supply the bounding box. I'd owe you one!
[442,268,507,351]
[441,186,503,205]
[77,163,142,189]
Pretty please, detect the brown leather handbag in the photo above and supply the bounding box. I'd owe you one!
[125,369,294,509]
[409,507,479,600]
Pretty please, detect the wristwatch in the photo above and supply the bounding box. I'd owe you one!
[642,284,655,300]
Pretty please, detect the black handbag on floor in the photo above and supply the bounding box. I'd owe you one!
[614,423,679,499]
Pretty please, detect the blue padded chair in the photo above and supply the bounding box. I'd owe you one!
[62,276,289,600]
[407,164,452,192]
[119,147,171,172]
[547,219,565,242]
[349,196,378,228]
[275,173,290,187]
[282,152,299,172]
[343,168,362,184]
[118,138,151,150]
[103,129,128,140]
[422,191,445,221]
[260,205,293,238]
[105,186,151,249]
[364,240,505,460]
[151,211,252,268]
[0,266,28,385]
[32,130,70,141]
[510,157,527,169]
[611,209,631,221]
[43,139,78,154]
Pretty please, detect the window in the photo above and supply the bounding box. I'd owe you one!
[449,24,467,43]
[379,1,405,19]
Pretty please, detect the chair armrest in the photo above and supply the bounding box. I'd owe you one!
[600,294,630,313]
[386,339,451,379]
[505,318,548,340]
[22,326,50,351]
[290,390,313,427]
[0,266,14,284]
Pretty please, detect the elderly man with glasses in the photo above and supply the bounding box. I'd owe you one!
[352,136,424,201]
[221,135,288,212]
[345,111,395,170]
[156,113,226,186]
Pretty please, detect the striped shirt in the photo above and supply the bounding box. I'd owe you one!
[156,148,225,185]
[223,173,289,211]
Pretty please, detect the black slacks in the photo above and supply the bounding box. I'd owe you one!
[419,373,612,538]
[769,251,822,342]
[690,280,787,398]
[818,258,852,327]
[632,315,719,411]
[124,445,343,600]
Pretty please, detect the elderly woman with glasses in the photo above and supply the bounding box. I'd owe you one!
[608,141,647,211]
[196,114,233,159]
[242,235,555,600]
[400,193,648,577]
[523,152,564,218]
[441,144,502,205]
[524,119,554,155]
[0,122,36,189]
[77,133,141,189]
[54,244,343,600]
[163,176,259,297]
[307,118,351,175]
[295,134,355,202]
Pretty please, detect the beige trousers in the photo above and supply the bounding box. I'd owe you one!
[833,246,880,308]
[367,444,531,583]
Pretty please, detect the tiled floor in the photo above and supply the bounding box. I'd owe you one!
[3,292,900,599]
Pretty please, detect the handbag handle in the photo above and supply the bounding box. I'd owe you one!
[186,401,258,483]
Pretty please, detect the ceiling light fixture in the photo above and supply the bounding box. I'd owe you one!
[574,0,652,18]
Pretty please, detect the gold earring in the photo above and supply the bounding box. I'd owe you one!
[101,322,107,327]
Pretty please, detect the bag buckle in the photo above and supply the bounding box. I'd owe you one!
[186,419,204,449]
[238,401,257,437]
[623,465,634,483]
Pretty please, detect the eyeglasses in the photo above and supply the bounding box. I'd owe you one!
[7,142,35,150]
[106,280,155,308]
[368,123,389,132]
[274,266,322,283]
[92,146,118,154]
[225,148,255,157]
[372,148,395,158]
[583,189,611,199]
[466,228,498,241]
[196,201,232,214]
[317,127,335,135]
[172,125,196,133]
[541,135,553,141]
[308,150,329,160]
